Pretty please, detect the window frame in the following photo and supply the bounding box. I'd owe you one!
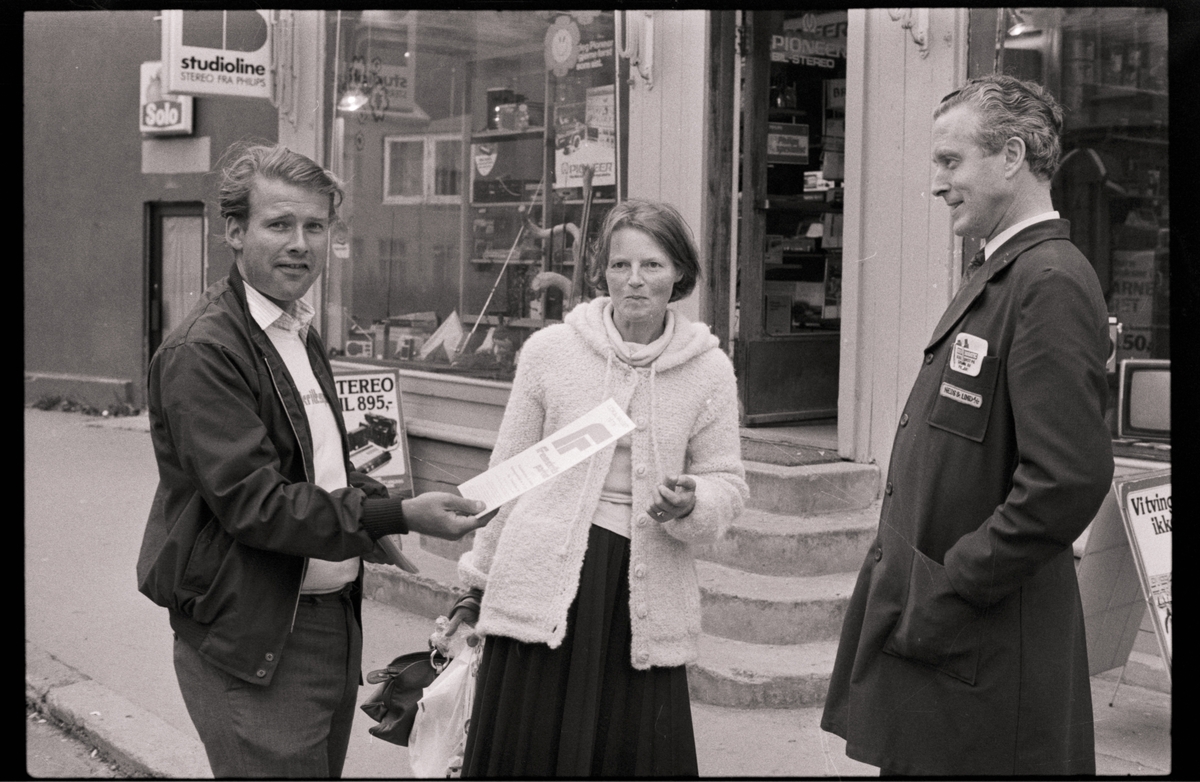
[382,132,463,206]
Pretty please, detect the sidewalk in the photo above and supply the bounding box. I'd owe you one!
[25,408,1172,777]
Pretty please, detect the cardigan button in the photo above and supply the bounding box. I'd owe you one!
[636,417,647,429]
[635,465,647,477]
[633,563,646,578]
[636,604,648,618]
[637,651,649,664]
[636,516,647,527]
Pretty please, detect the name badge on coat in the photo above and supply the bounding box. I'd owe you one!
[950,333,988,377]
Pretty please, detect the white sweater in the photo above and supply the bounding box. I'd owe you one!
[459,297,748,669]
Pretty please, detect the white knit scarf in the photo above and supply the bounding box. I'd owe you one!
[602,301,675,367]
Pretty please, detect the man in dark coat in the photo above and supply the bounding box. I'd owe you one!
[820,75,1114,775]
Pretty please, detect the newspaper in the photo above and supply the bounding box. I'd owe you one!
[457,398,635,515]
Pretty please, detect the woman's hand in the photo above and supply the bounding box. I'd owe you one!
[438,588,483,650]
[648,474,697,523]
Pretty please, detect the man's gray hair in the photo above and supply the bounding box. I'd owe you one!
[216,139,344,224]
[935,74,1064,181]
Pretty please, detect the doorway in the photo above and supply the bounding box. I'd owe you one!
[735,10,847,426]
[146,202,206,359]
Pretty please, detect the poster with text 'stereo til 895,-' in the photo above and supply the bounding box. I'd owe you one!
[333,369,413,498]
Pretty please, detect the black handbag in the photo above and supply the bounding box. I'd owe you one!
[360,649,448,746]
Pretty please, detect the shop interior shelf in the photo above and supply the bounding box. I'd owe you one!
[472,127,546,140]
[469,257,575,266]
[461,314,561,329]
[760,195,840,211]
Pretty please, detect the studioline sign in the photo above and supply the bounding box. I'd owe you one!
[139,61,193,136]
[161,10,272,100]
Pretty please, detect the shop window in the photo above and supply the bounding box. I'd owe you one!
[970,7,1169,446]
[326,10,626,380]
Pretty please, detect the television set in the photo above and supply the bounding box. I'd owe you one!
[1117,359,1170,442]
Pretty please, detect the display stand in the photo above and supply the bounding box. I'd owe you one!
[1076,468,1171,681]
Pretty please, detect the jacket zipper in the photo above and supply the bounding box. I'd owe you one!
[261,349,314,633]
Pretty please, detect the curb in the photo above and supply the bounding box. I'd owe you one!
[25,641,211,779]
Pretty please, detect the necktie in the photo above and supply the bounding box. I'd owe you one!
[963,248,986,281]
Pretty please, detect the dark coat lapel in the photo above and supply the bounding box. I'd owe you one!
[925,219,1073,351]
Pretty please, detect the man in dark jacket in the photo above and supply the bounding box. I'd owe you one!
[820,76,1114,775]
[137,142,489,778]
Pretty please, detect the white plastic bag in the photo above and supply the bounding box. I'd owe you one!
[408,639,481,778]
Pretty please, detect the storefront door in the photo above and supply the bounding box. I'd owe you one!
[736,10,847,425]
[146,202,206,357]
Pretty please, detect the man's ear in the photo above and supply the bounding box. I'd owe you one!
[225,216,245,251]
[1003,136,1028,179]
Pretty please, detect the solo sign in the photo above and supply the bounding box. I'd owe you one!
[161,10,272,100]
[140,62,193,136]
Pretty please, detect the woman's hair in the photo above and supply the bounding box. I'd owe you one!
[587,199,701,303]
[216,139,345,224]
[934,74,1064,181]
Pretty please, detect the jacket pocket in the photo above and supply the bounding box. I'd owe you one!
[882,548,982,685]
[178,515,232,612]
[927,355,999,443]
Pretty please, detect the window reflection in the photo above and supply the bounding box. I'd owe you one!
[978,7,1169,438]
[326,11,624,379]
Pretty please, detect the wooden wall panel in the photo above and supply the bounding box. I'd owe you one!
[626,10,710,324]
[839,9,968,472]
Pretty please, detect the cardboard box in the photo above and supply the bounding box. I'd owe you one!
[765,294,793,335]
[804,170,834,192]
[765,235,785,265]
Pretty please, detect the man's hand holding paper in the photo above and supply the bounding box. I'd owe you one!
[457,399,636,516]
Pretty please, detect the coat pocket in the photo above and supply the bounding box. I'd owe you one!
[178,514,232,612]
[882,548,982,685]
[927,355,999,443]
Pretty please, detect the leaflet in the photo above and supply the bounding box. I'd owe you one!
[458,398,635,515]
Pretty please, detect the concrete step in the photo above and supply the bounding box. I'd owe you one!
[744,460,879,516]
[694,502,880,577]
[739,433,841,467]
[687,634,840,709]
[696,560,858,645]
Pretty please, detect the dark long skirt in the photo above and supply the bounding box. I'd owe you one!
[462,524,699,778]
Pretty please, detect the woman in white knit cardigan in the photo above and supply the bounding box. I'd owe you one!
[450,200,748,777]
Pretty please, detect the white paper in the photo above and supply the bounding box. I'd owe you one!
[458,398,635,515]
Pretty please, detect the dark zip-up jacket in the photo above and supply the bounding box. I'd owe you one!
[137,263,408,686]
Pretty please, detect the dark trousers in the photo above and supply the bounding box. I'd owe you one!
[173,587,363,778]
